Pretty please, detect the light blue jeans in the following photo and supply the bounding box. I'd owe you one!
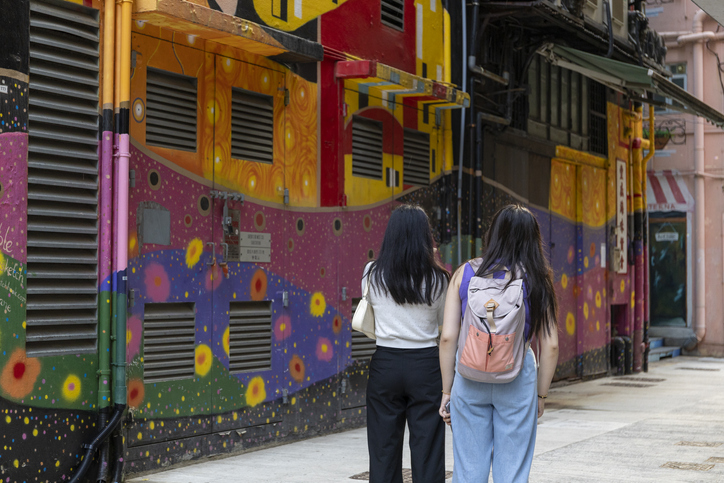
[450,348,537,483]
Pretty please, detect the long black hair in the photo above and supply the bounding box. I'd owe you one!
[477,205,558,337]
[368,205,450,305]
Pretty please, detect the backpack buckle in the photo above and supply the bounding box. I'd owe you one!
[485,299,499,311]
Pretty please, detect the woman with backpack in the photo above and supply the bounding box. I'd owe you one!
[363,204,450,483]
[438,204,559,482]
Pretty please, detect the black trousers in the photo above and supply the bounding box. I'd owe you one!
[366,346,445,483]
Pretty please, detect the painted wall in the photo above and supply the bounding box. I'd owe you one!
[0,0,649,481]
[648,0,724,355]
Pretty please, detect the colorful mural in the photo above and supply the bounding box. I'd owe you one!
[0,0,652,480]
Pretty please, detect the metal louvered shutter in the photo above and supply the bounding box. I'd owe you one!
[25,0,99,357]
[146,67,197,152]
[352,117,384,180]
[231,88,274,164]
[350,298,376,361]
[229,301,273,373]
[381,0,404,31]
[403,129,430,187]
[143,302,196,383]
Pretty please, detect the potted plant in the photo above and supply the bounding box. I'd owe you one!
[643,128,672,150]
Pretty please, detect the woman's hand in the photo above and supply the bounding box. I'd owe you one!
[538,397,545,418]
[439,393,451,426]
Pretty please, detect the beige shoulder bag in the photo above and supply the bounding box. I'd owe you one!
[352,276,376,340]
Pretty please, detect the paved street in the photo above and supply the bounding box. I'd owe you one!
[129,356,724,483]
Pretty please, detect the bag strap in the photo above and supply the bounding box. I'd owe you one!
[362,275,371,300]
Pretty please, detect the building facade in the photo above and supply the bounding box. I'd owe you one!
[646,0,724,357]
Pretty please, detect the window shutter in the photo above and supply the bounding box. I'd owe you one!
[26,0,100,357]
[381,0,405,30]
[352,117,384,180]
[231,88,274,164]
[403,129,431,187]
[228,301,273,373]
[145,67,197,152]
[143,302,196,383]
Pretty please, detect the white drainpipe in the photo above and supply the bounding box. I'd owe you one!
[692,9,707,343]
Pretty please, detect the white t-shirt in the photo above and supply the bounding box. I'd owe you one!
[362,262,448,349]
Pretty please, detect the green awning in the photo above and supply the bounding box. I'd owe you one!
[542,45,724,128]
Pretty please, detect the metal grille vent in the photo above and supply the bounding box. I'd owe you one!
[381,0,404,30]
[403,129,430,187]
[231,88,275,164]
[146,67,197,151]
[26,0,99,357]
[143,302,196,383]
[229,301,273,373]
[352,117,384,180]
[350,298,376,361]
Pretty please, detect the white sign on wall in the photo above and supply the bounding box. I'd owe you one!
[615,159,628,274]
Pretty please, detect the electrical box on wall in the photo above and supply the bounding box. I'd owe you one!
[583,0,628,41]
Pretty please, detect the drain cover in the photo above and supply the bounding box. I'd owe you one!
[676,441,723,447]
[676,367,721,371]
[661,462,714,471]
[621,377,666,382]
[350,470,453,481]
[601,382,655,388]
[707,457,724,463]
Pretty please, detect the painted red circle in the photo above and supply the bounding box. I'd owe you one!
[13,362,25,380]
[295,363,301,372]
[185,215,192,224]
[255,213,264,226]
[198,354,206,365]
[130,388,139,399]
[255,279,262,292]
[364,217,370,228]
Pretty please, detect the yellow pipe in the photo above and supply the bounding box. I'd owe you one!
[102,0,115,111]
[114,0,122,111]
[641,104,655,209]
[119,0,133,108]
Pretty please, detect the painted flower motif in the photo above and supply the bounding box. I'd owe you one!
[332,315,342,334]
[144,262,170,302]
[186,238,204,268]
[567,246,575,264]
[126,315,142,359]
[289,355,305,383]
[62,375,81,402]
[583,302,589,320]
[273,315,292,341]
[127,379,145,408]
[561,274,568,290]
[316,337,334,362]
[565,312,575,336]
[310,292,326,317]
[595,291,602,308]
[223,326,230,357]
[205,264,223,292]
[195,344,212,377]
[250,269,268,301]
[246,376,266,407]
[631,290,635,308]
[128,230,139,259]
[0,349,41,399]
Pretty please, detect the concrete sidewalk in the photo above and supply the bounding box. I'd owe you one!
[129,356,724,483]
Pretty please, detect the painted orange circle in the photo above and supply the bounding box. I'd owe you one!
[332,315,342,334]
[289,355,305,383]
[287,238,294,252]
[250,269,268,301]
[254,211,266,232]
[363,215,372,233]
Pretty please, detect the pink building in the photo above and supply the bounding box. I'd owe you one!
[647,0,724,356]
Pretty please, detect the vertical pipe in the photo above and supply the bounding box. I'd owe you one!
[633,104,644,373]
[467,2,479,260]
[456,0,467,267]
[97,1,116,479]
[693,10,707,343]
[114,0,132,409]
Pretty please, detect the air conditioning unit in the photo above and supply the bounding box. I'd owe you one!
[583,0,628,41]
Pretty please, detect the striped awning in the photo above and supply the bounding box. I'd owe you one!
[647,170,695,213]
